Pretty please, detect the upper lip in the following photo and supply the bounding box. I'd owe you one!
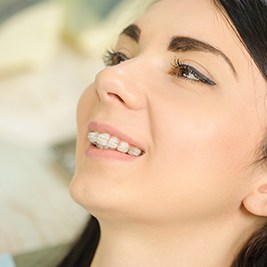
[88,121,145,152]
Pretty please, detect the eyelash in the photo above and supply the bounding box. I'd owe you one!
[103,49,129,66]
[103,50,216,86]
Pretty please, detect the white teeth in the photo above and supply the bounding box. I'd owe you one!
[97,133,110,147]
[88,132,98,144]
[117,142,129,153]
[108,137,119,149]
[128,147,142,157]
[87,131,143,156]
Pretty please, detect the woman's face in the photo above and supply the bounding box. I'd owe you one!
[71,0,267,225]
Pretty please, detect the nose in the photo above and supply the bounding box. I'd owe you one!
[94,64,146,110]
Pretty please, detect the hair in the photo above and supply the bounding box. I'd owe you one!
[57,1,267,266]
[57,216,100,266]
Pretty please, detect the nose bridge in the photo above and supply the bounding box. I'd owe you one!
[95,61,146,110]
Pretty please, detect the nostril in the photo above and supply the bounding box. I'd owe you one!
[107,93,124,103]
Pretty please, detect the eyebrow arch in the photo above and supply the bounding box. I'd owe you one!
[120,24,141,43]
[168,36,237,78]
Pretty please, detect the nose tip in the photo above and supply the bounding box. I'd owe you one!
[95,67,146,110]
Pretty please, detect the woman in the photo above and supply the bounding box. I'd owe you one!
[58,0,267,266]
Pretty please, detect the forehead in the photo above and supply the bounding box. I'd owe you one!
[131,0,254,74]
[136,0,228,44]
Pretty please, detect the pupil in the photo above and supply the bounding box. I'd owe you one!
[114,56,121,64]
[113,54,125,65]
[181,68,189,77]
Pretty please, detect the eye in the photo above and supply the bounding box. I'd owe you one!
[103,49,129,66]
[169,58,216,86]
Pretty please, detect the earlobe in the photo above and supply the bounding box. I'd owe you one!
[243,184,267,217]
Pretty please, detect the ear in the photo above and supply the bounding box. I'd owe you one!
[243,183,267,217]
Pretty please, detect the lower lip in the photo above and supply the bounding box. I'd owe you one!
[85,144,139,161]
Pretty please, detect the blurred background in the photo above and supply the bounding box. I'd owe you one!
[0,0,154,261]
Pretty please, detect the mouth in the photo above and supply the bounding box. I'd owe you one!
[87,131,145,157]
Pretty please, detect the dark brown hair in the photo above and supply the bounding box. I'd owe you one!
[57,216,100,266]
[215,1,267,266]
[58,1,267,266]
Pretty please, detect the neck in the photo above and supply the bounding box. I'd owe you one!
[91,213,259,267]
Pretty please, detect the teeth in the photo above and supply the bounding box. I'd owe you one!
[87,132,98,144]
[128,147,142,156]
[97,133,110,147]
[117,142,129,153]
[87,131,143,156]
[108,137,119,149]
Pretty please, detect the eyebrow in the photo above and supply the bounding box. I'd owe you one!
[120,26,237,78]
[120,24,141,43]
[168,36,237,77]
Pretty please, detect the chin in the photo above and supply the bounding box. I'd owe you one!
[69,171,131,222]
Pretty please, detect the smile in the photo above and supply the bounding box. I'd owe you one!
[87,132,144,157]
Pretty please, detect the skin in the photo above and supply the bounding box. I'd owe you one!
[70,0,267,266]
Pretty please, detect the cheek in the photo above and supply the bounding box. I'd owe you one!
[77,85,96,124]
[170,113,251,168]
[152,81,263,175]
[156,102,253,165]
[143,95,263,220]
[75,86,97,168]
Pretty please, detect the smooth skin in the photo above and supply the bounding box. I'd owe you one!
[70,0,267,266]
